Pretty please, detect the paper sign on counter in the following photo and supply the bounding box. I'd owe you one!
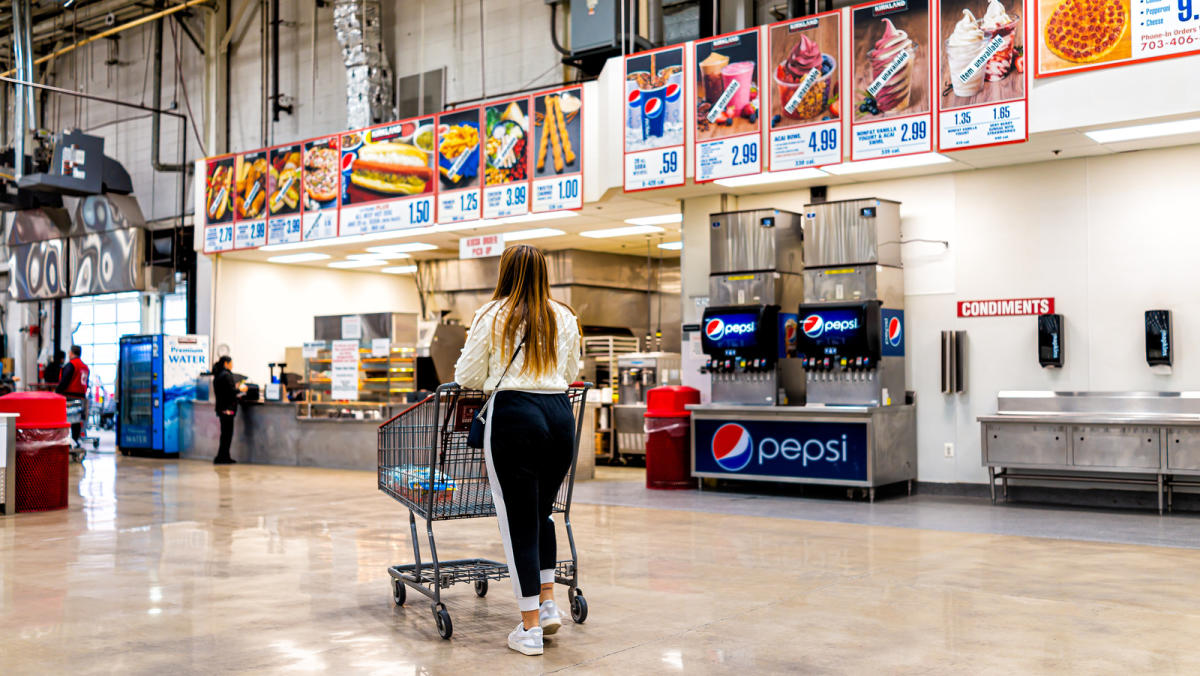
[371,338,391,358]
[341,316,361,340]
[330,339,360,401]
[302,341,326,358]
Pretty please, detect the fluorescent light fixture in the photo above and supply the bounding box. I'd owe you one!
[714,168,828,187]
[364,242,438,254]
[658,241,682,250]
[259,229,417,252]
[496,211,579,225]
[503,228,565,241]
[580,224,664,238]
[328,259,386,269]
[347,252,410,261]
[266,252,331,263]
[1085,117,1200,143]
[624,213,682,226]
[824,153,953,175]
[381,265,418,274]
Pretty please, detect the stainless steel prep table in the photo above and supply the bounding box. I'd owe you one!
[979,391,1200,513]
[688,403,917,501]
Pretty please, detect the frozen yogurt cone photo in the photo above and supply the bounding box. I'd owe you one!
[946,9,986,97]
[867,18,916,113]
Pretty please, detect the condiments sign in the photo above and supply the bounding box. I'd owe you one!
[957,297,1054,317]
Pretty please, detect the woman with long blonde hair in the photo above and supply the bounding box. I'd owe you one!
[454,244,582,656]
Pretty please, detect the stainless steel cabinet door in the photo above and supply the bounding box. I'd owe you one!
[983,423,1068,466]
[1072,426,1160,469]
[1166,427,1200,473]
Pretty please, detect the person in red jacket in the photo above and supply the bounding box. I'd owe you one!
[55,345,90,442]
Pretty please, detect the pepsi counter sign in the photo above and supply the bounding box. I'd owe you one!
[694,419,868,482]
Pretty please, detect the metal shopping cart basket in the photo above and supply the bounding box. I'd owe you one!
[65,398,99,462]
[378,382,591,639]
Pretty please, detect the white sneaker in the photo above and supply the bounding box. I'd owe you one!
[508,622,543,656]
[539,600,564,635]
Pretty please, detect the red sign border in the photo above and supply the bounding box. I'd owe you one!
[956,297,1055,318]
[622,43,689,194]
[529,84,586,214]
[692,26,766,184]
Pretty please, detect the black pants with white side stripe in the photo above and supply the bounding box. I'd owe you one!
[483,390,575,611]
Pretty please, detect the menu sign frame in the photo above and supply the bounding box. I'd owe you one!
[692,27,764,183]
[265,141,304,246]
[765,11,845,172]
[531,85,584,213]
[1035,0,1200,77]
[849,0,936,161]
[299,133,341,242]
[481,95,534,219]
[436,106,485,223]
[622,44,687,192]
[340,117,438,236]
[935,0,1029,151]
[232,149,268,250]
[201,154,235,253]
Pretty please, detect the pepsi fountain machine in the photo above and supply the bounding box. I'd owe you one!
[689,201,917,500]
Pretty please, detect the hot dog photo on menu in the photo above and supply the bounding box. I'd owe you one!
[233,150,268,221]
[852,0,931,121]
[267,144,303,218]
[341,119,436,206]
[204,156,235,225]
[939,0,1025,109]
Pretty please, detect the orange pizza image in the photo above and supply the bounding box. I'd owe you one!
[1043,0,1127,63]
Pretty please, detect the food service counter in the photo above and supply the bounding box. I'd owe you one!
[179,400,596,478]
[688,403,917,501]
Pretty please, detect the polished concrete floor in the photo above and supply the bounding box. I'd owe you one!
[4,454,1200,674]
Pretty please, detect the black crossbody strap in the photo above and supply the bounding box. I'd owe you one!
[476,337,524,419]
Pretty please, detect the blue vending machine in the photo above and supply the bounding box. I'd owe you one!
[118,334,209,457]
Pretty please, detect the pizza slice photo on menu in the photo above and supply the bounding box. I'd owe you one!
[1040,0,1130,70]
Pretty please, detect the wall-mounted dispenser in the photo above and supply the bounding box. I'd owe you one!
[1037,314,1064,368]
[941,330,966,393]
[1146,309,1173,371]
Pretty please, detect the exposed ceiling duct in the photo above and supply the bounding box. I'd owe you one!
[333,0,394,130]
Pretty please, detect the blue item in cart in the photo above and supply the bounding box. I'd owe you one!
[389,465,457,493]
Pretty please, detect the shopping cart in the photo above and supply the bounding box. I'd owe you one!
[378,382,591,639]
[65,398,98,462]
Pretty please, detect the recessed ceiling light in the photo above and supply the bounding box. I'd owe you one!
[823,154,954,175]
[328,259,386,268]
[580,224,664,238]
[266,252,331,263]
[347,252,411,261]
[259,230,415,252]
[1085,117,1200,143]
[658,241,682,250]
[496,211,579,225]
[365,242,439,254]
[624,213,682,226]
[714,168,828,187]
[381,265,418,274]
[503,228,565,241]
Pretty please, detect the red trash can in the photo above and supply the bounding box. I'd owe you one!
[644,386,700,490]
[0,392,71,512]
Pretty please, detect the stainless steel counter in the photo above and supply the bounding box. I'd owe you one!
[979,392,1200,513]
[687,402,917,500]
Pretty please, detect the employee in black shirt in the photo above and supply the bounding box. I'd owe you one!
[44,350,66,385]
[212,356,247,465]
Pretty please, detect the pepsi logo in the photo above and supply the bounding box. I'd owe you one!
[341,153,355,172]
[887,316,902,347]
[803,315,824,338]
[627,88,643,106]
[711,423,753,472]
[643,96,664,118]
[705,318,725,340]
[784,318,798,344]
[665,83,681,101]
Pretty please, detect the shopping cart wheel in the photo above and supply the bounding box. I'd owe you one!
[434,604,453,639]
[569,589,588,624]
[473,579,488,597]
[392,580,406,606]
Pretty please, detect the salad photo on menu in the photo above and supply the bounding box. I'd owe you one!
[939,0,1025,108]
[852,0,931,120]
[483,100,530,187]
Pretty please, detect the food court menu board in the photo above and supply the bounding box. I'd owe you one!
[265,143,303,245]
[623,45,686,191]
[850,0,935,160]
[340,118,437,236]
[436,106,483,223]
[936,0,1028,150]
[300,135,340,241]
[233,150,268,249]
[202,155,234,253]
[766,12,843,171]
[482,97,532,219]
[531,86,583,212]
[693,28,763,182]
[1036,0,1200,77]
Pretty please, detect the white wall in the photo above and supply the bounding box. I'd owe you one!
[682,143,1200,484]
[211,259,420,385]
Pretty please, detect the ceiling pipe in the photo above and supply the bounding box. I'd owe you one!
[0,0,209,78]
[151,0,190,174]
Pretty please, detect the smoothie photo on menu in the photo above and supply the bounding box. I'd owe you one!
[695,31,761,141]
[769,15,840,129]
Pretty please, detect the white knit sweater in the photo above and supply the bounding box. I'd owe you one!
[453,299,582,393]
